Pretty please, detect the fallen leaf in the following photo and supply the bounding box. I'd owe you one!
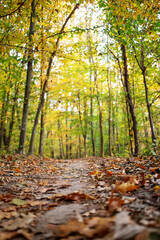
[52,191,96,202]
[0,210,18,221]
[0,194,14,202]
[1,213,35,230]
[12,198,27,206]
[0,232,18,240]
[28,200,47,206]
[55,217,114,238]
[115,177,139,193]
[154,185,160,191]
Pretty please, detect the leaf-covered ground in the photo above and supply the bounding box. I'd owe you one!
[0,154,160,240]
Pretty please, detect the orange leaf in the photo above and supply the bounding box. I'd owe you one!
[15,167,22,173]
[149,167,159,173]
[106,170,114,176]
[115,178,139,193]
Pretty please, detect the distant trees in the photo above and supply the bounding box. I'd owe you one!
[0,0,159,157]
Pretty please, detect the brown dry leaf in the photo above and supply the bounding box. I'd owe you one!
[0,230,33,240]
[115,177,139,193]
[0,194,14,202]
[55,217,114,238]
[107,197,125,214]
[3,205,16,212]
[0,210,18,221]
[1,213,35,231]
[52,191,96,202]
[0,232,18,240]
[27,200,47,207]
[39,180,49,186]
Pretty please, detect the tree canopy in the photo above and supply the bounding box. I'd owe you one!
[0,0,159,158]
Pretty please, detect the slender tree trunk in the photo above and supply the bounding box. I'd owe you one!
[58,120,63,159]
[90,88,96,156]
[143,70,156,150]
[28,4,79,155]
[140,45,156,152]
[66,104,69,159]
[133,43,156,152]
[0,100,5,149]
[87,29,96,157]
[116,102,120,155]
[142,106,149,149]
[108,70,112,156]
[39,4,45,156]
[126,103,134,155]
[69,125,72,159]
[108,47,135,155]
[121,44,139,156]
[86,27,103,156]
[93,67,104,157]
[18,0,36,154]
[112,99,115,155]
[83,97,88,157]
[99,110,104,157]
[77,93,87,157]
[79,135,81,158]
[3,91,10,149]
[39,109,44,156]
[5,83,19,151]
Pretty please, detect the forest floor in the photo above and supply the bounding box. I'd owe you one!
[0,154,160,240]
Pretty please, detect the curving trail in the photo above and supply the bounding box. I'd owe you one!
[0,155,160,239]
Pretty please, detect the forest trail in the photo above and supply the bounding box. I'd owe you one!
[0,155,160,239]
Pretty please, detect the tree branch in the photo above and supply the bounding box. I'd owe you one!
[0,0,27,18]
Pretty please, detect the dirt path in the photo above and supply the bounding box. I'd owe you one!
[0,155,160,239]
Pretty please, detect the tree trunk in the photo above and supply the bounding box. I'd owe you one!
[18,0,36,154]
[79,135,82,158]
[28,4,79,155]
[58,120,63,159]
[108,70,112,156]
[66,105,69,159]
[69,125,72,159]
[90,88,96,156]
[140,45,156,152]
[39,109,44,156]
[143,70,156,151]
[126,103,134,155]
[0,100,5,149]
[39,5,45,157]
[5,83,19,151]
[121,44,139,156]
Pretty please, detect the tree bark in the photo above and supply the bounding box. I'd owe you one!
[5,83,19,151]
[18,0,36,154]
[79,135,82,158]
[121,44,139,156]
[141,45,156,152]
[90,88,96,156]
[77,92,87,157]
[133,43,156,152]
[58,120,63,159]
[28,4,79,155]
[39,109,44,156]
[38,4,45,157]
[108,70,112,156]
[66,104,69,159]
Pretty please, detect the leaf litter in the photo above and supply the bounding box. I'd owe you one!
[0,154,160,239]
